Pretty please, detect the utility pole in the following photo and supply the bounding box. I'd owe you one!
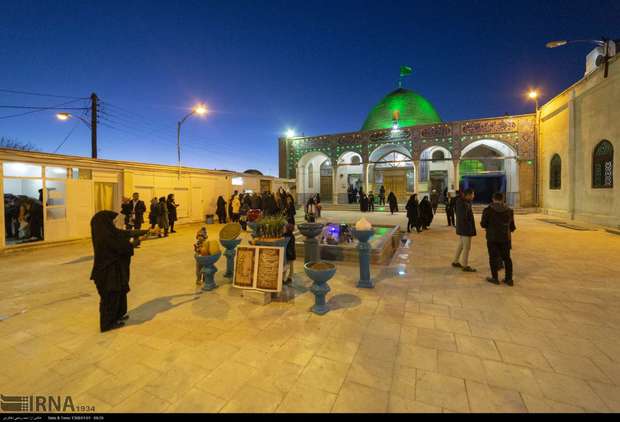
[90,92,98,159]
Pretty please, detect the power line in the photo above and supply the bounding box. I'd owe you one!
[53,119,81,153]
[0,105,88,110]
[0,88,86,100]
[0,98,87,120]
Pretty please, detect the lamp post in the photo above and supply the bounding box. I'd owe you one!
[546,38,616,78]
[527,90,541,207]
[177,103,208,177]
[56,92,98,158]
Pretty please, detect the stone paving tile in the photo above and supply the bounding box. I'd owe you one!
[455,334,501,361]
[482,360,543,396]
[520,393,585,413]
[465,381,528,413]
[168,388,227,413]
[588,381,620,412]
[346,355,395,392]
[495,341,553,370]
[415,370,469,413]
[396,343,438,372]
[542,350,611,383]
[332,381,389,413]
[388,396,442,413]
[276,384,337,413]
[437,350,487,383]
[220,385,284,413]
[295,356,350,394]
[194,361,258,401]
[533,370,609,411]
[416,327,457,352]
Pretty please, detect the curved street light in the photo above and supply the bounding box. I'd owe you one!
[546,38,615,78]
[177,103,208,177]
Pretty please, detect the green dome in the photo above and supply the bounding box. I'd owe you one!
[361,88,442,131]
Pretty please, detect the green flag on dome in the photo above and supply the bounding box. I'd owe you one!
[400,66,413,77]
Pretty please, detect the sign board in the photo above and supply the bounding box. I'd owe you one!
[233,245,284,293]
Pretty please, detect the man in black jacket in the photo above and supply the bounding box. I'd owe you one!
[480,192,516,286]
[452,188,477,272]
[446,191,457,226]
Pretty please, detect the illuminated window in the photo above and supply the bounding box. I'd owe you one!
[232,177,244,186]
[592,140,613,188]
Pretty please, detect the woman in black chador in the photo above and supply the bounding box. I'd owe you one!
[387,192,398,215]
[216,196,227,224]
[90,211,136,332]
[420,195,434,230]
[405,194,421,233]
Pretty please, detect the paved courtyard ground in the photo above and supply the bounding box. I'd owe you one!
[1,212,620,413]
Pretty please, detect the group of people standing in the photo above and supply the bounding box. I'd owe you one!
[216,188,296,229]
[121,192,179,238]
[451,189,516,286]
[404,194,435,232]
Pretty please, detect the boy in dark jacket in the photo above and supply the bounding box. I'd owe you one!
[480,192,516,286]
[452,188,477,272]
[284,224,296,284]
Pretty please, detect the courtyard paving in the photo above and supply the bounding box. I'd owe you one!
[1,212,620,413]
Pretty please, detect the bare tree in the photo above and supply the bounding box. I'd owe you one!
[0,136,39,151]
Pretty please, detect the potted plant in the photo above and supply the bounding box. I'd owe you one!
[252,215,289,249]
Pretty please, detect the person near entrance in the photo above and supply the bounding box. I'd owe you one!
[379,185,386,206]
[420,195,434,229]
[480,192,516,286]
[405,194,421,233]
[430,189,440,214]
[452,188,477,272]
[387,191,398,214]
[446,191,457,226]
[368,192,375,212]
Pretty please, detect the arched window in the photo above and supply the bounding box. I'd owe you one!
[550,154,561,190]
[351,155,361,165]
[308,163,314,188]
[592,140,613,188]
[432,150,445,161]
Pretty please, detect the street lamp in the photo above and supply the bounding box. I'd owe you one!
[286,128,296,138]
[527,90,539,111]
[56,112,90,126]
[546,38,615,78]
[177,103,208,177]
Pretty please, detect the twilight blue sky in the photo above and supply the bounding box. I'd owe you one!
[0,0,618,175]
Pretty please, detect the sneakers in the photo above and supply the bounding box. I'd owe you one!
[486,277,500,285]
[451,262,462,268]
[462,266,477,272]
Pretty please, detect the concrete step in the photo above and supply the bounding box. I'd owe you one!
[318,203,537,214]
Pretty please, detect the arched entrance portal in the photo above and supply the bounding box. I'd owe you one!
[297,151,333,204]
[369,144,415,203]
[460,140,519,205]
[419,146,454,201]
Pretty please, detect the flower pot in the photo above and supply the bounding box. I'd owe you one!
[304,261,337,315]
[195,252,222,291]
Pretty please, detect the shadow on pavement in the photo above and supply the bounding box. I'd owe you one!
[126,293,202,325]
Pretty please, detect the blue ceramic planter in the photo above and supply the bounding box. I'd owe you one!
[352,228,375,288]
[220,238,242,279]
[195,252,222,291]
[304,261,336,315]
[298,223,324,264]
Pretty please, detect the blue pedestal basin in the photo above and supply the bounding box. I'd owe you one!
[304,261,337,315]
[352,229,375,288]
[195,252,222,291]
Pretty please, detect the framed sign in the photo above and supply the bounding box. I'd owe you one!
[233,246,256,288]
[232,245,284,293]
[256,247,284,292]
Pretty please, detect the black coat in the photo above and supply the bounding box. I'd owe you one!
[216,197,227,218]
[420,199,434,226]
[455,197,476,237]
[405,197,420,223]
[123,200,146,225]
[90,211,134,293]
[284,232,296,261]
[387,193,398,212]
[149,202,159,225]
[480,202,516,243]
[167,199,178,221]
